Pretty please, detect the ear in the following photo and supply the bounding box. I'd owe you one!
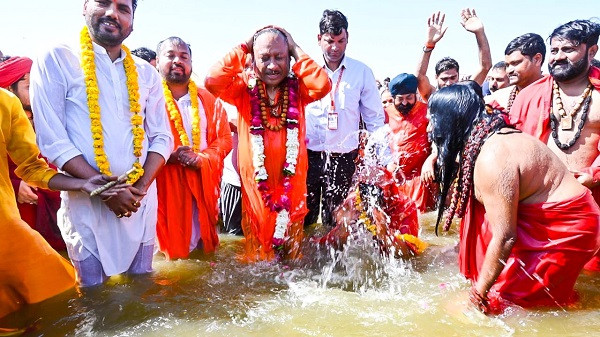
[533,53,543,66]
[588,44,598,60]
[317,34,322,43]
[83,0,88,16]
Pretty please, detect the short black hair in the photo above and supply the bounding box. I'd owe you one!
[505,33,546,64]
[435,57,459,76]
[549,19,600,48]
[592,58,600,68]
[491,61,507,71]
[131,47,156,63]
[320,9,348,35]
[156,37,192,57]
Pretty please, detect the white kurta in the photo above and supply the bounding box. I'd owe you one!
[30,41,174,276]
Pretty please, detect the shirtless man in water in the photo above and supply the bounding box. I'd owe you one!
[431,82,599,313]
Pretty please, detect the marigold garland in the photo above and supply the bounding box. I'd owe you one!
[162,79,202,153]
[354,187,378,236]
[80,26,145,184]
[355,186,427,255]
[247,76,300,254]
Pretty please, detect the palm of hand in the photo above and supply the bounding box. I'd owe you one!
[428,25,445,43]
[462,17,483,32]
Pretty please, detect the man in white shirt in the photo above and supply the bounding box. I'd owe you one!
[30,0,173,286]
[305,9,385,227]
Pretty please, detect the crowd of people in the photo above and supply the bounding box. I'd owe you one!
[0,0,599,318]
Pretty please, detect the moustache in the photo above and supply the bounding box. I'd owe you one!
[550,60,569,68]
[99,17,121,30]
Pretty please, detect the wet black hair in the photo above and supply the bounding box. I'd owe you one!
[428,81,508,234]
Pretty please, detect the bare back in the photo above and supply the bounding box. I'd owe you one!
[474,128,587,207]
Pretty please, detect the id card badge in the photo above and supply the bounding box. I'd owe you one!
[328,112,338,130]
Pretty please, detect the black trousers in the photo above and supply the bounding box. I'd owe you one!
[305,149,358,227]
[219,182,243,235]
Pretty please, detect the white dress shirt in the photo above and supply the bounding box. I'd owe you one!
[30,41,173,276]
[305,55,384,153]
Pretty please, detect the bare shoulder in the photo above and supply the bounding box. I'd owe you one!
[474,131,523,181]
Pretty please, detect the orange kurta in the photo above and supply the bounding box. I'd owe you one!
[156,88,232,259]
[387,101,437,212]
[0,89,75,318]
[509,66,600,271]
[205,45,331,261]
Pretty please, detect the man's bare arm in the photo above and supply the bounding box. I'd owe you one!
[415,11,447,101]
[460,8,492,85]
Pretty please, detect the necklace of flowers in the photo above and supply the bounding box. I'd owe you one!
[248,76,300,253]
[354,186,377,237]
[80,26,144,184]
[162,79,201,153]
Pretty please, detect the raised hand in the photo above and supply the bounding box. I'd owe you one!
[426,11,448,45]
[460,8,484,33]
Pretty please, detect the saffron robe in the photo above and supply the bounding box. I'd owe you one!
[509,66,600,271]
[205,45,331,261]
[387,101,437,212]
[0,89,75,318]
[460,191,600,308]
[156,88,232,259]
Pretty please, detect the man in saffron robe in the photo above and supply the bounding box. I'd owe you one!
[509,20,600,271]
[0,56,65,251]
[0,88,126,318]
[31,0,173,286]
[155,37,232,259]
[205,27,331,261]
[430,82,599,314]
[484,33,545,112]
[384,73,437,213]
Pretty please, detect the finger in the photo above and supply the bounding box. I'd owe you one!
[104,174,118,182]
[129,186,147,197]
[440,13,445,24]
[441,26,449,37]
[471,9,477,16]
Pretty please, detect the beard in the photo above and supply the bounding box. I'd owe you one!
[88,17,132,47]
[396,102,414,115]
[549,54,589,82]
[165,67,191,84]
